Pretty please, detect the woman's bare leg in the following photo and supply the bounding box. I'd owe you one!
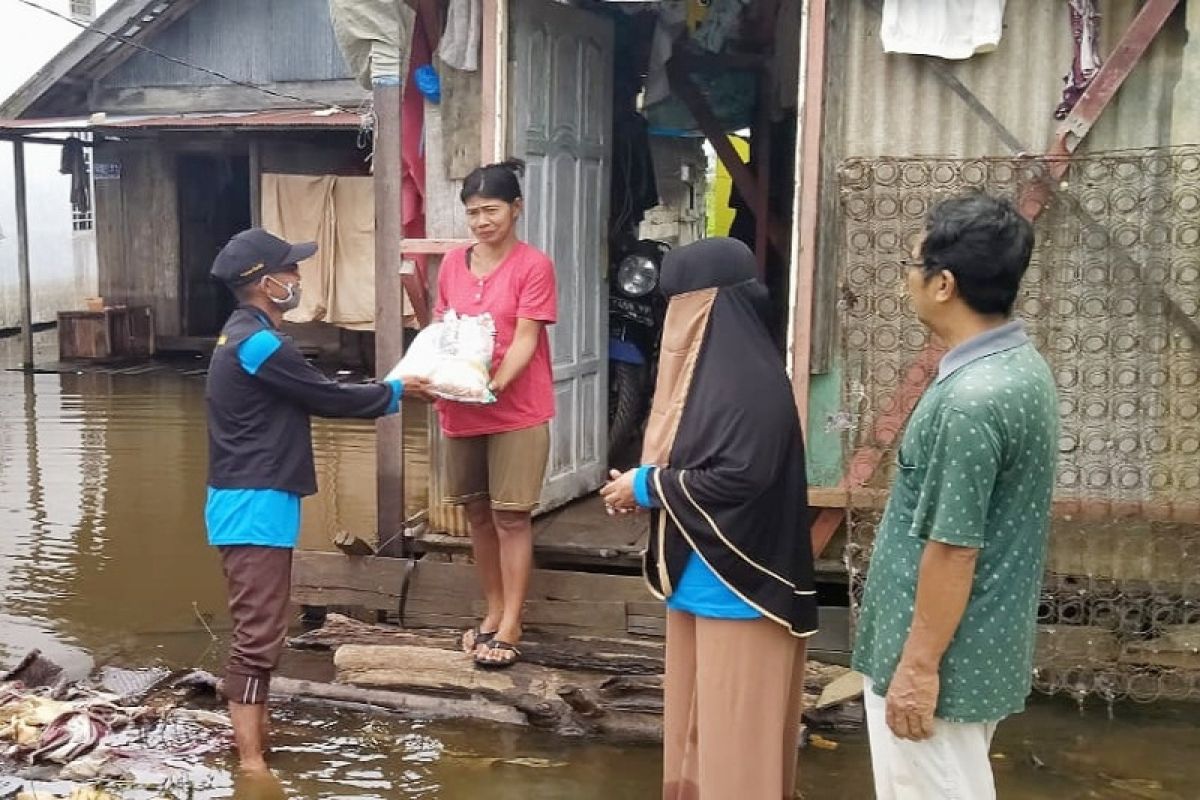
[465,497,505,651]
[483,508,534,660]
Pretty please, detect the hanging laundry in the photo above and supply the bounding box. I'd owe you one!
[59,137,90,217]
[645,0,689,107]
[415,64,442,103]
[402,7,433,320]
[1055,0,1103,120]
[880,0,1008,60]
[440,0,482,72]
[329,0,416,89]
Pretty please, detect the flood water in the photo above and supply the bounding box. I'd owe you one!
[1,330,1199,799]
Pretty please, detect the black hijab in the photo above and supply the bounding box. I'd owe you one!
[641,238,817,636]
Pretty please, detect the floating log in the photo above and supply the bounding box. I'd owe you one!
[333,644,663,741]
[175,669,526,728]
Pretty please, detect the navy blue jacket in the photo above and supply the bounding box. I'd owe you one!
[206,306,394,496]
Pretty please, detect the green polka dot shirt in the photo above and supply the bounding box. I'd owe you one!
[852,322,1059,724]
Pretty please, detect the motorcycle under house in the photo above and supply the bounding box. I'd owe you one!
[607,239,670,468]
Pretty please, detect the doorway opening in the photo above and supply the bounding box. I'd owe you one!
[177,152,251,337]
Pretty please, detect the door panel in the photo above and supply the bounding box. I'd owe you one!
[509,0,613,511]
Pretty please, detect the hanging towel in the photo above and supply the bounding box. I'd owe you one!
[440,0,481,72]
[881,0,1008,60]
[1055,0,1102,120]
[261,174,414,331]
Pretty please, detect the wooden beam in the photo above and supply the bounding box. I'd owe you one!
[668,58,789,258]
[374,82,407,558]
[668,59,762,221]
[1020,0,1183,219]
[0,134,99,147]
[809,507,842,559]
[91,81,369,116]
[400,238,474,255]
[804,492,1200,524]
[13,140,33,370]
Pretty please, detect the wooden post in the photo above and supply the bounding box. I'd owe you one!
[481,0,508,162]
[13,139,33,371]
[753,78,772,278]
[248,138,262,227]
[788,0,827,432]
[374,81,406,558]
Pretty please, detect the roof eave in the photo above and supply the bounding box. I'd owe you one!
[0,0,203,119]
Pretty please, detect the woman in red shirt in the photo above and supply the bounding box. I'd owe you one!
[436,160,557,668]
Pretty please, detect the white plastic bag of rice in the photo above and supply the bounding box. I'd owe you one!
[386,311,497,403]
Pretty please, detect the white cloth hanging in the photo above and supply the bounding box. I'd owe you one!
[439,0,482,72]
[881,0,1008,60]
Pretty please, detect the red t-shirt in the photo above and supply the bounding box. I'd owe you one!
[434,242,557,437]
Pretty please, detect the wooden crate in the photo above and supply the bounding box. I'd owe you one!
[58,306,156,361]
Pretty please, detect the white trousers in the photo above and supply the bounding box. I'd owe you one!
[863,678,999,800]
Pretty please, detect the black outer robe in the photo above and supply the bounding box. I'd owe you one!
[641,238,819,637]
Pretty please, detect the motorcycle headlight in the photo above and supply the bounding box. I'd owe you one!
[617,255,659,298]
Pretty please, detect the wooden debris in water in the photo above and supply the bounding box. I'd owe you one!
[816,670,864,709]
[291,614,864,742]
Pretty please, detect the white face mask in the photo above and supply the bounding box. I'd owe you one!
[263,275,302,312]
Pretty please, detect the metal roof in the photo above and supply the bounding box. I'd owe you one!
[0,0,203,118]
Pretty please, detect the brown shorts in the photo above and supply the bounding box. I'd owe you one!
[218,545,293,705]
[442,423,550,512]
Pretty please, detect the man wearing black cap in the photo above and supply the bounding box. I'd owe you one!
[206,228,429,773]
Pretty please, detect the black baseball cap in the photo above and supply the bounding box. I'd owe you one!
[211,228,317,287]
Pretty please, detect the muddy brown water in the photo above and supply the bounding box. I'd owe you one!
[1,331,1198,799]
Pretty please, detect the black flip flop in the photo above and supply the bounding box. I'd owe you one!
[474,639,521,669]
[462,626,496,654]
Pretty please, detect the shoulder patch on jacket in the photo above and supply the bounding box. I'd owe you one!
[238,329,283,375]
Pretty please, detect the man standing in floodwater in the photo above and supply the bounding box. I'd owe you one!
[852,194,1059,799]
[204,228,430,774]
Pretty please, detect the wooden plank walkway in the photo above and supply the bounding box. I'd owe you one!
[411,493,848,578]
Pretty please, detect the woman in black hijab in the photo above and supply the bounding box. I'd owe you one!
[603,237,817,799]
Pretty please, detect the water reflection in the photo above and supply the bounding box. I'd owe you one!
[1,368,224,675]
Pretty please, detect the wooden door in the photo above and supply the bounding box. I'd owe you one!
[509,0,614,511]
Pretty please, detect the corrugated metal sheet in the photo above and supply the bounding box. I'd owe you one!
[102,0,351,88]
[0,109,362,134]
[838,0,1185,160]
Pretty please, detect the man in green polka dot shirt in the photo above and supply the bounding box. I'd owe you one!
[852,194,1058,799]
